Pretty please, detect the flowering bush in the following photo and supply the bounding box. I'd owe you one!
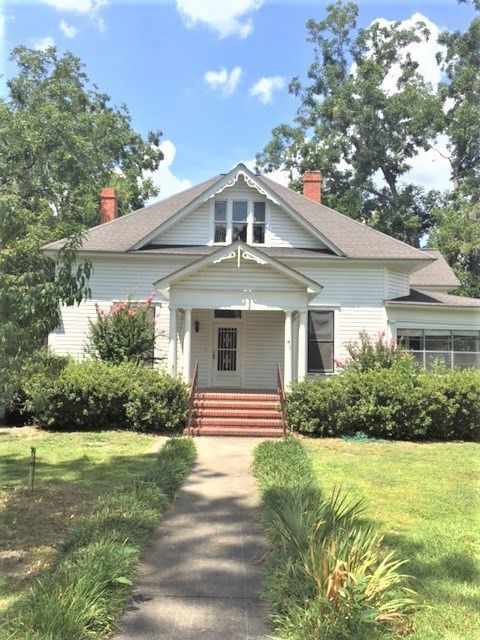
[88,297,155,364]
[339,330,413,372]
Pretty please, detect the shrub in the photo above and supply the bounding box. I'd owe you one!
[341,330,414,372]
[287,367,480,441]
[28,360,188,432]
[253,438,415,639]
[88,298,155,365]
[5,349,69,424]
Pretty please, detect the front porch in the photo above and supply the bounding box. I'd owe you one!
[167,308,308,390]
[154,241,322,390]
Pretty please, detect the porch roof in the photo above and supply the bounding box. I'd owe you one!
[153,240,323,301]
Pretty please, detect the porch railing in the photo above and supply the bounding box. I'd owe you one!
[186,360,199,435]
[276,363,288,438]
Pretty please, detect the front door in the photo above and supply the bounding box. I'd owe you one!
[213,324,242,387]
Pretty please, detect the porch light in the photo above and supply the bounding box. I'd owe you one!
[195,320,200,333]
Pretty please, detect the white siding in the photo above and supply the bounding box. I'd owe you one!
[268,202,325,248]
[151,178,325,249]
[387,306,480,330]
[385,269,410,299]
[151,201,210,245]
[175,259,303,293]
[188,310,284,389]
[49,256,189,360]
[296,261,389,362]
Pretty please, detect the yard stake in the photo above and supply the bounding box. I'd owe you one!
[30,447,36,492]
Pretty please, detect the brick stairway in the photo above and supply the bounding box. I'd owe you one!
[186,390,285,437]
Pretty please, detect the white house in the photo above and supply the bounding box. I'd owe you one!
[44,163,480,434]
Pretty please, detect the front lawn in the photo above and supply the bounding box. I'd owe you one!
[305,438,480,640]
[0,428,163,614]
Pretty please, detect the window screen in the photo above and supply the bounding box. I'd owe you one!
[308,311,334,373]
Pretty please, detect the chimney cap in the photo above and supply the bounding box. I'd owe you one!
[100,186,116,198]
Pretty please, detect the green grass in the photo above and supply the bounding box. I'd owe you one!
[0,427,196,639]
[305,438,480,640]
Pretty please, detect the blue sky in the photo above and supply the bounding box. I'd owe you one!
[0,0,476,200]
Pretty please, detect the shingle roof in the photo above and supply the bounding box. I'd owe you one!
[256,175,429,261]
[386,288,480,308]
[43,176,220,253]
[43,164,430,261]
[409,250,460,289]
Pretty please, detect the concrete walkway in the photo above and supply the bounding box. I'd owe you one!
[115,437,269,640]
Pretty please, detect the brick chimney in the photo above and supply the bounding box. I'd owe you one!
[100,187,118,224]
[303,171,322,203]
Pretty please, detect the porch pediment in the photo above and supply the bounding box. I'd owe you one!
[154,241,322,310]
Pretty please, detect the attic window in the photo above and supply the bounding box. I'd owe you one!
[214,201,227,243]
[253,202,266,244]
[232,201,248,242]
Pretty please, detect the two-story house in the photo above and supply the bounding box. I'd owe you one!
[44,163,480,435]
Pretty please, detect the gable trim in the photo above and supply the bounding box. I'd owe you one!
[131,163,344,255]
[153,240,323,299]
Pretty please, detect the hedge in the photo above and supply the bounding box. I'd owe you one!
[287,367,480,441]
[26,360,188,432]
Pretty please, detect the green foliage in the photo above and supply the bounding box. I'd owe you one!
[3,437,196,640]
[88,298,155,364]
[27,360,188,432]
[253,438,415,639]
[287,367,480,441]
[429,194,480,297]
[256,0,444,246]
[5,349,69,424]
[0,46,163,400]
[342,330,414,372]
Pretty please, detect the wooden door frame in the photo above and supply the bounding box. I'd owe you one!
[210,317,245,388]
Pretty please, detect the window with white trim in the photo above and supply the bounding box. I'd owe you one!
[397,328,480,369]
[232,200,248,242]
[308,311,335,373]
[214,201,227,243]
[212,198,267,245]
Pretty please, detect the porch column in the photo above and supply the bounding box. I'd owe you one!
[168,305,177,376]
[298,310,308,381]
[284,310,293,387]
[183,308,192,383]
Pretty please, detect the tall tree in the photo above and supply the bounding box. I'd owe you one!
[0,46,164,397]
[256,0,444,246]
[428,0,480,296]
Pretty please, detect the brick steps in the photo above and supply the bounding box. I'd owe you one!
[186,390,284,438]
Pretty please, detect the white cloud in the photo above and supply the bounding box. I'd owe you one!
[372,13,445,94]
[250,75,285,104]
[176,0,262,38]
[145,140,192,203]
[204,66,242,96]
[41,0,106,31]
[60,19,77,38]
[403,134,452,191]
[42,0,105,12]
[34,36,55,51]
[243,159,292,188]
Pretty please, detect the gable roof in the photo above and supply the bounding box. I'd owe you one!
[386,288,480,309]
[43,163,431,262]
[153,240,323,299]
[409,250,460,289]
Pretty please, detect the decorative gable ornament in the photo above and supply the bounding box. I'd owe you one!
[209,169,279,204]
[213,245,268,268]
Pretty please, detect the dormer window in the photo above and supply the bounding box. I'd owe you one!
[232,201,248,241]
[214,201,227,243]
[253,202,266,244]
[212,198,268,245]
